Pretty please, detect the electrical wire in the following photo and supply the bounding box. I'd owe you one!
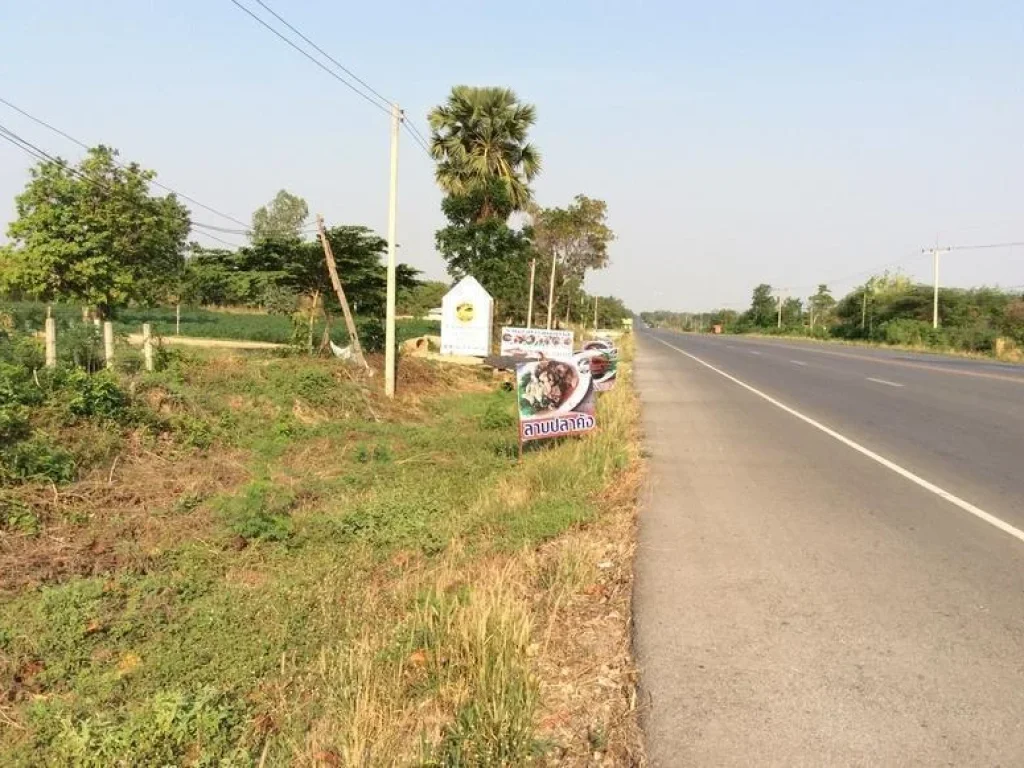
[402,116,432,155]
[0,95,251,228]
[0,124,53,164]
[191,226,245,247]
[947,241,1024,251]
[249,0,393,110]
[401,118,431,158]
[1,122,249,249]
[226,0,391,116]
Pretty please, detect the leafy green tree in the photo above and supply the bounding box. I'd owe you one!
[1004,299,1024,344]
[435,181,533,322]
[782,297,803,327]
[533,195,614,322]
[746,284,776,328]
[592,295,631,328]
[397,280,448,318]
[180,228,418,318]
[809,284,836,328]
[1,146,190,316]
[428,86,541,219]
[251,190,309,241]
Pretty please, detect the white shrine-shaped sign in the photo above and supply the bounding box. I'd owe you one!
[440,276,493,357]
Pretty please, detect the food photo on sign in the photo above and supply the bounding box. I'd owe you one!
[576,347,617,392]
[500,327,574,361]
[516,358,596,443]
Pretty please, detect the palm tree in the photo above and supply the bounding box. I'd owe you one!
[428,86,541,219]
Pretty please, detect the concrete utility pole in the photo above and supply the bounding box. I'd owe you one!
[384,104,400,397]
[546,251,558,330]
[921,246,951,329]
[526,259,536,328]
[777,294,783,329]
[593,295,599,330]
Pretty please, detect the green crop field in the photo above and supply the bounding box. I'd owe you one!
[0,301,438,349]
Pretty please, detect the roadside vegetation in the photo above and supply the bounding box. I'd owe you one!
[644,274,1024,361]
[0,79,642,765]
[0,327,642,764]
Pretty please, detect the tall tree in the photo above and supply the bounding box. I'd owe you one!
[428,86,541,219]
[747,284,776,328]
[533,195,614,322]
[809,284,836,327]
[435,180,533,322]
[782,297,803,326]
[0,146,190,316]
[251,190,309,241]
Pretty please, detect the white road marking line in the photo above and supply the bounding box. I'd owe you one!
[749,350,761,356]
[790,360,808,367]
[652,336,1024,546]
[867,377,904,388]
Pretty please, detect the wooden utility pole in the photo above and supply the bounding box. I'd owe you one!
[526,259,536,328]
[317,214,368,371]
[593,295,599,331]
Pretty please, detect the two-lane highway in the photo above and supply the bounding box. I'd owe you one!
[655,331,1024,532]
[633,329,1024,766]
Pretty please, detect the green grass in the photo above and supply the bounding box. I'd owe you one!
[0,343,640,764]
[0,300,439,347]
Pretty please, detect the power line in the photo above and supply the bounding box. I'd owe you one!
[191,226,245,248]
[947,241,1024,252]
[226,0,391,116]
[401,118,431,158]
[249,0,393,110]
[402,115,432,155]
[0,95,251,228]
[0,124,53,164]
[0,122,249,250]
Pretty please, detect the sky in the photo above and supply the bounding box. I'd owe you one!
[1,0,1022,312]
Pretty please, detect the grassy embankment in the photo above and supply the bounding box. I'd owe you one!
[0,337,643,764]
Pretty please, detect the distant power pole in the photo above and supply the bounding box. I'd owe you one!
[526,259,536,328]
[777,293,783,329]
[928,247,950,329]
[384,104,400,397]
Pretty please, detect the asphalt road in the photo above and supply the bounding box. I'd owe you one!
[633,329,1024,766]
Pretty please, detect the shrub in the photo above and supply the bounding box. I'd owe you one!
[59,369,129,420]
[1,437,76,484]
[881,319,944,347]
[217,481,295,543]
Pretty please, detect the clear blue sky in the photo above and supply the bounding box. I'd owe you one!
[1,0,1022,310]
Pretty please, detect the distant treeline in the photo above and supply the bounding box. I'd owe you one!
[643,276,1024,357]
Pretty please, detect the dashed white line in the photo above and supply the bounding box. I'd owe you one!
[790,360,808,367]
[867,377,904,388]
[749,350,762,356]
[651,336,1024,546]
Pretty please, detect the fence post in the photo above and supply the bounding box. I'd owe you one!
[142,323,154,372]
[103,321,115,369]
[45,317,57,368]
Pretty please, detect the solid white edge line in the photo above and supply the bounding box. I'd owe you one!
[867,377,904,388]
[651,335,1024,545]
